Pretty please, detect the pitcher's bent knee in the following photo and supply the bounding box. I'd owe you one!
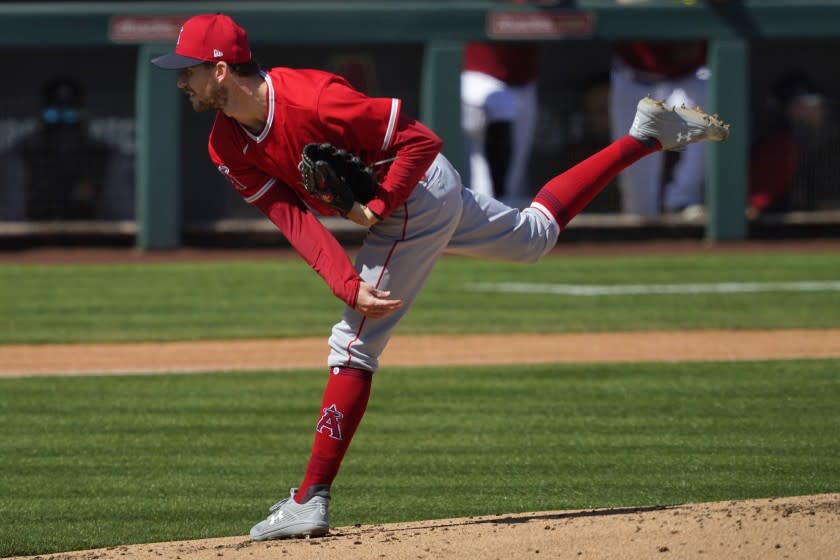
[519,208,560,262]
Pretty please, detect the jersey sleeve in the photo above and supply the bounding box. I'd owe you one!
[366,115,443,219]
[252,186,361,308]
[208,115,361,307]
[317,79,443,219]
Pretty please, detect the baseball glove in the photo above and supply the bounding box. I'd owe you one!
[298,143,378,215]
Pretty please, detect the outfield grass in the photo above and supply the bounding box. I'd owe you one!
[2,251,840,343]
[1,360,839,556]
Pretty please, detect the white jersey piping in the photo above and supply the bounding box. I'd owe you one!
[239,71,275,144]
[244,178,277,204]
[381,98,400,151]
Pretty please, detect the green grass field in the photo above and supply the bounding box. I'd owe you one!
[2,251,840,343]
[1,251,839,556]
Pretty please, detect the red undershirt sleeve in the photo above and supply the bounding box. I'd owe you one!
[253,185,360,308]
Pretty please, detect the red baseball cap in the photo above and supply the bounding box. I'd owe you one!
[151,13,251,69]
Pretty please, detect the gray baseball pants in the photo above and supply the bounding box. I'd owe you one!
[327,153,559,372]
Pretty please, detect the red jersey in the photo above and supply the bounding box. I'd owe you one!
[208,68,442,306]
[463,42,540,86]
[749,129,800,212]
[614,41,706,80]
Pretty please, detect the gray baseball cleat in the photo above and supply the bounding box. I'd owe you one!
[249,487,330,540]
[629,96,730,151]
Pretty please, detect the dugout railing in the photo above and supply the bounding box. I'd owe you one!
[0,1,838,248]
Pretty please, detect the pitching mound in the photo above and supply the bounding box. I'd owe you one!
[8,493,839,560]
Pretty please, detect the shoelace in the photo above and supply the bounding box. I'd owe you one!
[268,497,290,513]
[268,489,297,513]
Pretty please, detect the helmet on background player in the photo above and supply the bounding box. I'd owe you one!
[151,13,252,70]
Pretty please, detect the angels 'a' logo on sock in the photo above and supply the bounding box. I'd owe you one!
[316,404,344,440]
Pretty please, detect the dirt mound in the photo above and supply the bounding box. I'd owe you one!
[9,494,839,560]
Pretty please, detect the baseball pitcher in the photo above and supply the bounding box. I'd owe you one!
[152,13,729,541]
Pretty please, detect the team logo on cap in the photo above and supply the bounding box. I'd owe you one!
[213,49,223,58]
[176,26,183,46]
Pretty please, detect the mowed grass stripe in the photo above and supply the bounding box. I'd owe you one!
[2,251,840,343]
[1,360,838,556]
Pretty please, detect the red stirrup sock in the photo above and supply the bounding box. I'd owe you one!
[295,367,373,503]
[532,135,657,228]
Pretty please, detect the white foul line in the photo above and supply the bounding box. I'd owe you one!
[466,281,840,297]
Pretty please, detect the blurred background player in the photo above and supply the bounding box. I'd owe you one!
[609,40,709,218]
[748,71,830,219]
[461,41,540,208]
[8,77,113,221]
